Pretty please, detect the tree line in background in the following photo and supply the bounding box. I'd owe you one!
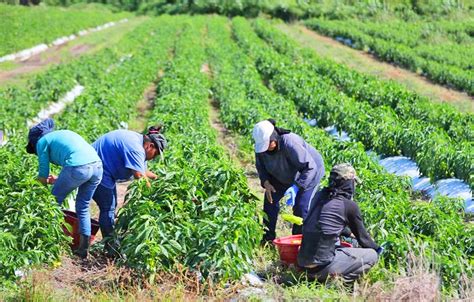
[0,0,472,20]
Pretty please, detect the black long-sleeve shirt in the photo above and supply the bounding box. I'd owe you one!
[298,187,379,268]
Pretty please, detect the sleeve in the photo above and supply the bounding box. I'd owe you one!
[255,154,270,188]
[340,226,352,237]
[284,140,318,190]
[36,138,50,178]
[123,150,146,174]
[345,200,379,250]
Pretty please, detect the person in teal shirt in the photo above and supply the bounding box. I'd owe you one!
[26,119,103,259]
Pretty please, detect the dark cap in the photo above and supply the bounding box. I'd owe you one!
[26,118,55,154]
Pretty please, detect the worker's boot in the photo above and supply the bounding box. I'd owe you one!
[101,226,120,258]
[74,234,90,259]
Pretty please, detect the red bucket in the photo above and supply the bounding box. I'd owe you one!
[273,234,303,265]
[62,210,100,249]
[273,235,353,265]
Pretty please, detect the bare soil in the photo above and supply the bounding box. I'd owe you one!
[280,24,473,112]
[0,44,90,84]
[201,63,264,196]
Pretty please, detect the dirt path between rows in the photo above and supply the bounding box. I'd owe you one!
[277,23,473,113]
[0,18,145,87]
[201,63,264,196]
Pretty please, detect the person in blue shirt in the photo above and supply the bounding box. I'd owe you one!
[253,119,325,243]
[92,126,167,256]
[26,119,103,259]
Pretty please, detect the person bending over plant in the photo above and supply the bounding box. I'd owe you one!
[252,119,325,244]
[91,125,167,257]
[26,118,103,259]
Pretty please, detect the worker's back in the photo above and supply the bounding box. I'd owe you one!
[297,189,347,267]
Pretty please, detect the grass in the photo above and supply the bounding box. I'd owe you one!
[0,17,147,89]
[277,22,474,113]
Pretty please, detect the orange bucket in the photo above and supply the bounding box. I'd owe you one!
[273,234,302,265]
[62,210,100,249]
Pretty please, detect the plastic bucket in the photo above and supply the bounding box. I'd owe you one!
[273,234,302,265]
[273,235,354,265]
[62,210,100,249]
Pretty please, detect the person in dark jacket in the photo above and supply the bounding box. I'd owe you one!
[297,163,382,283]
[252,119,325,242]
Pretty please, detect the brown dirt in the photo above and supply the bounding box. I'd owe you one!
[201,62,263,195]
[292,25,473,111]
[0,43,91,84]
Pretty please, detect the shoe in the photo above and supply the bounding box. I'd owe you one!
[101,226,120,258]
[73,234,90,259]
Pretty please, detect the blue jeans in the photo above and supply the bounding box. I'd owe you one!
[263,182,318,241]
[52,161,103,236]
[92,184,117,232]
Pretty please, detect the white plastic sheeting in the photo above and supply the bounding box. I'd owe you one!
[0,19,129,63]
[27,84,84,128]
[303,118,473,213]
[0,130,6,147]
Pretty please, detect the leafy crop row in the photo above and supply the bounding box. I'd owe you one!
[253,19,474,144]
[227,17,473,295]
[305,19,474,95]
[0,17,175,286]
[249,19,473,188]
[115,16,261,282]
[0,3,130,57]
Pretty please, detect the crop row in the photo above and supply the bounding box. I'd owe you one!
[0,16,177,285]
[115,16,261,282]
[253,19,474,144]
[250,19,473,188]
[305,19,474,95]
[0,4,130,57]
[214,16,472,294]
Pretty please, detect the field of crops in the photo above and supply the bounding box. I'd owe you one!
[0,4,130,57]
[0,4,473,300]
[305,18,474,95]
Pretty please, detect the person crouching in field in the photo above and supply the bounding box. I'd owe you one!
[252,119,325,244]
[91,125,166,256]
[297,163,383,283]
[26,118,103,259]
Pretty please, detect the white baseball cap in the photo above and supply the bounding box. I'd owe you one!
[252,120,274,153]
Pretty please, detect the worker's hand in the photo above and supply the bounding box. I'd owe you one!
[145,177,151,188]
[145,170,158,180]
[282,184,299,207]
[263,180,276,203]
[47,175,57,185]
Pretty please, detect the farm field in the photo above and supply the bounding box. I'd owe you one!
[0,2,473,301]
[304,17,474,95]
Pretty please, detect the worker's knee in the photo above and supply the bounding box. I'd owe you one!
[363,248,379,267]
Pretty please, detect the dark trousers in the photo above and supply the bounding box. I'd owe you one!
[263,183,317,241]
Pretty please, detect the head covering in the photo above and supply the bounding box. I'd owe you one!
[26,118,55,154]
[148,133,167,153]
[253,120,274,153]
[330,163,361,184]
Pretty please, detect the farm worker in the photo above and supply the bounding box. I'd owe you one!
[26,118,103,259]
[91,125,167,254]
[252,119,325,243]
[297,163,383,283]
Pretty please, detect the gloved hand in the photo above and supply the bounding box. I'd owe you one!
[281,184,299,207]
[376,246,384,255]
